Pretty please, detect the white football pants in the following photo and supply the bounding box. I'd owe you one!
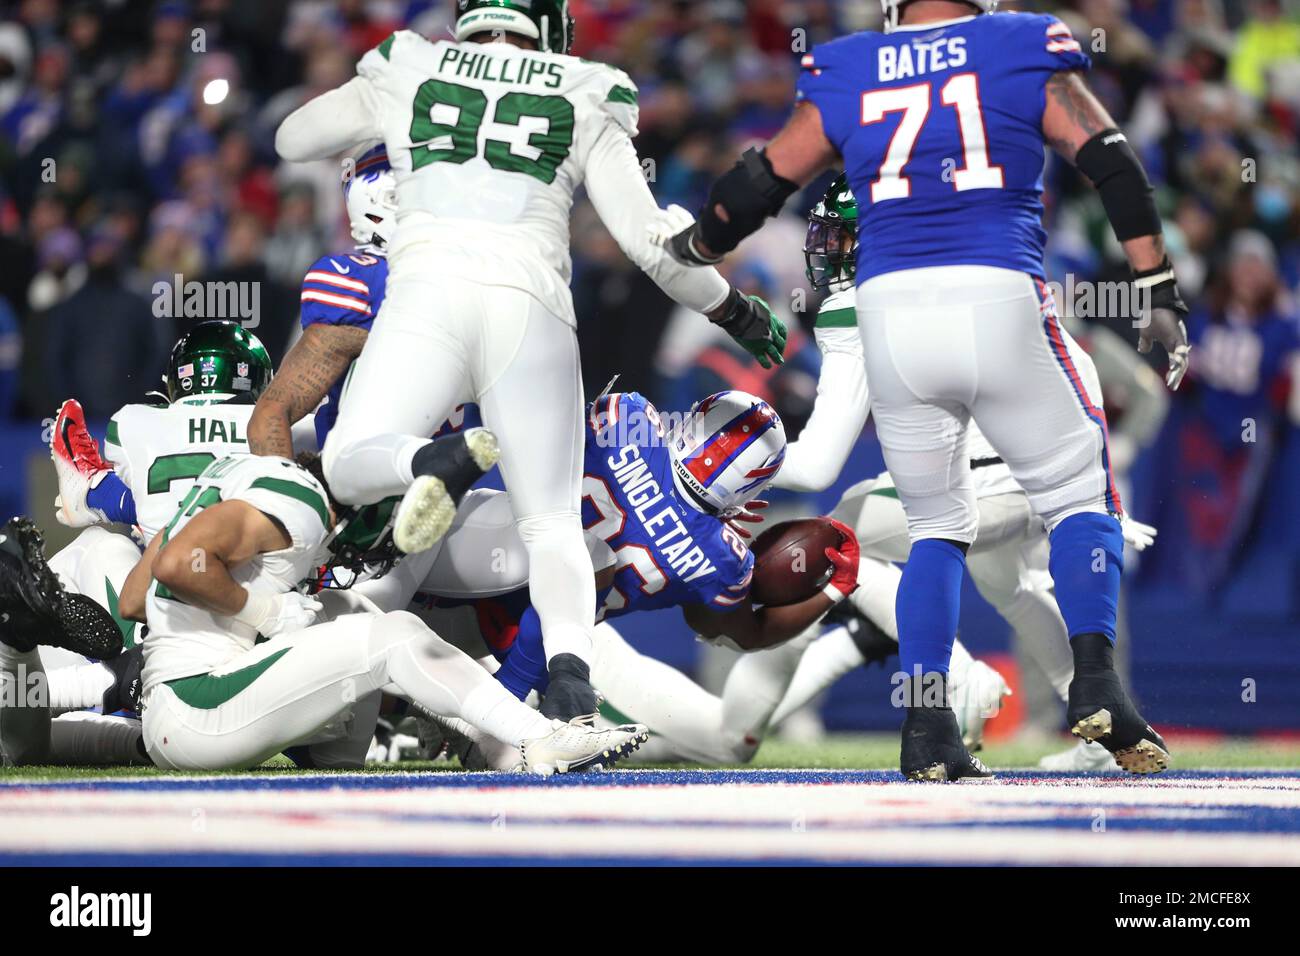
[322,264,595,666]
[142,610,552,770]
[859,265,1120,542]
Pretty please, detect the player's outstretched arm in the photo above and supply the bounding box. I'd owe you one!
[275,77,381,163]
[1043,70,1191,389]
[773,347,871,493]
[655,102,838,267]
[248,324,368,457]
[119,531,165,623]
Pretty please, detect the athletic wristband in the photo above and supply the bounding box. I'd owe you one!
[822,581,849,604]
[230,588,273,630]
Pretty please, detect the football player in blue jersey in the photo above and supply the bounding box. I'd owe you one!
[656,0,1188,780]
[247,145,482,458]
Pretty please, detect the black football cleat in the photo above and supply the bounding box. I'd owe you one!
[1067,670,1170,774]
[101,643,144,714]
[1067,633,1169,775]
[0,517,124,660]
[539,652,599,722]
[900,704,993,782]
[393,428,500,554]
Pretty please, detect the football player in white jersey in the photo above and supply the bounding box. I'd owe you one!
[274,1,788,721]
[124,452,646,773]
[12,322,280,765]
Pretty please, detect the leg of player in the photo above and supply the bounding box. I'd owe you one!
[588,621,739,764]
[474,284,600,721]
[143,611,645,775]
[968,275,1167,774]
[859,272,991,782]
[321,274,498,548]
[48,711,149,765]
[0,643,50,766]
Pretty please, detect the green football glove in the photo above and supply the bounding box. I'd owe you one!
[711,289,787,369]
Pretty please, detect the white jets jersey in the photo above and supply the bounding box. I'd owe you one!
[104,395,255,543]
[141,454,332,691]
[354,31,639,322]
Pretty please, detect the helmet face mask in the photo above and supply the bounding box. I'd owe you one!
[454,0,575,55]
[316,497,402,589]
[804,173,859,291]
[668,391,786,518]
[166,320,272,402]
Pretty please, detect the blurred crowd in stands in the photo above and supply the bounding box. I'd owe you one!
[1,0,1298,598]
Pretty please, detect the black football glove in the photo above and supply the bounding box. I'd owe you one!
[1134,260,1191,390]
[712,287,787,369]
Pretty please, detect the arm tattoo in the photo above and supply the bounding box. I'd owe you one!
[1043,71,1114,163]
[248,324,368,456]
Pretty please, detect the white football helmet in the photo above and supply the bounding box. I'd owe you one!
[343,145,397,253]
[880,0,996,33]
[668,391,786,518]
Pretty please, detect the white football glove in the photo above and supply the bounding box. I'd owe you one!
[230,589,322,638]
[1121,516,1159,552]
[645,203,697,249]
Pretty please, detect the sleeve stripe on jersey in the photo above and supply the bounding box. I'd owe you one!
[301,290,372,315]
[248,477,330,529]
[606,85,637,105]
[816,306,857,329]
[712,591,746,607]
[304,271,370,294]
[1047,39,1082,53]
[105,419,120,446]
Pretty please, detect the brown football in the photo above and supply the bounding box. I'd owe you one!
[749,517,845,607]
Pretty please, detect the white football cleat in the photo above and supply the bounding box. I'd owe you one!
[393,428,499,554]
[953,659,1012,751]
[520,715,649,777]
[1039,738,1122,772]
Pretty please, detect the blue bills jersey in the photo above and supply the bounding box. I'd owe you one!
[298,250,481,444]
[796,12,1090,282]
[583,392,754,620]
[299,251,389,447]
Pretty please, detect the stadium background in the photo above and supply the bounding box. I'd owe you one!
[0,0,1295,743]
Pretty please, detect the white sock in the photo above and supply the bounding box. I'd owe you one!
[767,626,863,727]
[848,557,902,639]
[325,432,430,504]
[721,629,817,758]
[457,680,552,746]
[589,622,730,763]
[46,660,115,711]
[516,513,596,664]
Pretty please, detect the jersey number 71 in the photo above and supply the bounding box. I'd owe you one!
[861,73,1004,203]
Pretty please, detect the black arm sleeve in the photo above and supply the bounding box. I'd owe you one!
[1074,129,1162,241]
[696,147,799,255]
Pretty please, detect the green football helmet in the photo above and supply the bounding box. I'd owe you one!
[318,497,403,589]
[804,173,859,290]
[453,0,575,55]
[166,320,273,402]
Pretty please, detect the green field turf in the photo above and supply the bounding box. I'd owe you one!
[3,733,1298,781]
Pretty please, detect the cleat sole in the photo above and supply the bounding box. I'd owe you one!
[393,475,457,554]
[463,428,500,473]
[906,762,949,782]
[1070,707,1113,743]
[1113,738,1170,775]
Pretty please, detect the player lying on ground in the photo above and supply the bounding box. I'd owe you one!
[115,451,645,774]
[276,2,789,723]
[655,0,1187,779]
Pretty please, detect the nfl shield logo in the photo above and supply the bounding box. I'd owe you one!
[237,362,249,377]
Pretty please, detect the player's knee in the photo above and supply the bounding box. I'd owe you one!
[515,510,582,546]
